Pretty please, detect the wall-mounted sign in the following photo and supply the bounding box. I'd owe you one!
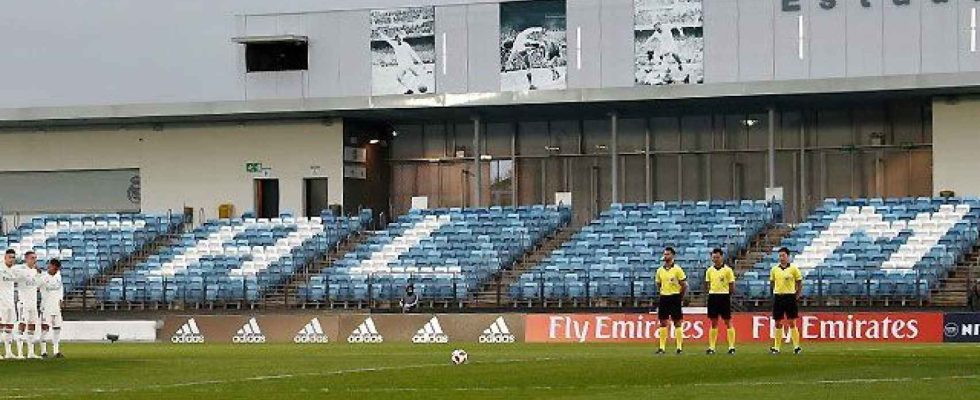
[781,0,935,13]
[344,147,367,163]
[344,165,367,180]
[245,162,263,173]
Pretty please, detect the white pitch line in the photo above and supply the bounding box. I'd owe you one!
[318,375,980,393]
[0,357,556,398]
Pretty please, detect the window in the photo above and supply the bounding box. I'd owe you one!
[244,41,308,72]
[489,160,513,206]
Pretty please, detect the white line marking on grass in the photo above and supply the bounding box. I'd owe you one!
[319,375,980,393]
[6,357,557,398]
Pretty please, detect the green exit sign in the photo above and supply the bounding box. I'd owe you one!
[245,162,263,173]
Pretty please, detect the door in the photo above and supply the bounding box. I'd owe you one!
[254,178,280,219]
[304,178,329,217]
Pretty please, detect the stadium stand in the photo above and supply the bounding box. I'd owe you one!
[297,205,570,304]
[741,197,980,302]
[1,213,183,293]
[100,211,370,304]
[510,201,775,301]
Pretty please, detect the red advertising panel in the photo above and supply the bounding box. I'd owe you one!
[525,312,944,343]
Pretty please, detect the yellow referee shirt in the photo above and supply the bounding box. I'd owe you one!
[770,264,802,295]
[655,264,686,296]
[705,265,735,294]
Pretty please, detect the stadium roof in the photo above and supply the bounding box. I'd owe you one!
[3,71,980,128]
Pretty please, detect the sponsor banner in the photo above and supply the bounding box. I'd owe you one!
[525,312,943,343]
[162,315,340,344]
[943,313,980,343]
[339,314,525,344]
[438,314,524,344]
[162,314,525,344]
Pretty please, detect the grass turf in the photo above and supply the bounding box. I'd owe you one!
[1,343,979,399]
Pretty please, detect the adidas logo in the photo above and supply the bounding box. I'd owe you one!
[347,317,383,343]
[171,318,205,344]
[412,316,449,344]
[294,318,329,344]
[479,316,516,344]
[232,317,267,344]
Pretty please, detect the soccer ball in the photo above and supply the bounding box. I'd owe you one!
[451,349,468,365]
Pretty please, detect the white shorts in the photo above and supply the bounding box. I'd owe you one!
[41,307,62,327]
[18,303,38,324]
[0,306,18,325]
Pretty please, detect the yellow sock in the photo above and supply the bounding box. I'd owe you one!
[708,328,718,351]
[791,327,801,349]
[674,327,684,351]
[773,328,782,351]
[657,327,667,350]
[727,328,736,350]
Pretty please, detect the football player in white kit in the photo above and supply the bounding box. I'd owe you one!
[40,258,64,358]
[382,33,428,95]
[641,23,688,85]
[16,251,43,359]
[503,27,547,90]
[0,249,19,359]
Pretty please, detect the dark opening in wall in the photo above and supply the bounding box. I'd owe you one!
[245,41,308,72]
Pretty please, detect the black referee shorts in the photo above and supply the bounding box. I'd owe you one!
[658,294,683,322]
[772,294,799,321]
[707,294,732,320]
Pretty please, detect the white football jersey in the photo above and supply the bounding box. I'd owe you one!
[40,271,64,310]
[17,265,41,305]
[0,264,18,308]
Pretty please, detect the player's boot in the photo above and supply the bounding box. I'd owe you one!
[794,347,802,355]
[727,348,736,355]
[40,352,48,359]
[675,349,683,355]
[655,348,666,355]
[54,352,64,359]
[706,349,715,355]
[769,347,780,355]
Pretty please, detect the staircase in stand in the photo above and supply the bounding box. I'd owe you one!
[930,244,980,307]
[734,224,794,273]
[724,223,793,309]
[263,231,370,307]
[470,227,577,307]
[63,223,187,310]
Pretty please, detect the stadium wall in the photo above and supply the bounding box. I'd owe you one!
[932,97,980,197]
[0,120,344,219]
[2,0,979,108]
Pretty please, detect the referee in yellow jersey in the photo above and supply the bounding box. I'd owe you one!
[655,247,687,355]
[770,247,803,355]
[705,248,736,355]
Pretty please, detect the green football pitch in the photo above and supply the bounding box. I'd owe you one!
[1,343,979,399]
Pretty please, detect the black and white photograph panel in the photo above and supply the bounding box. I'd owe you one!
[500,0,567,92]
[370,6,436,96]
[633,0,703,86]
